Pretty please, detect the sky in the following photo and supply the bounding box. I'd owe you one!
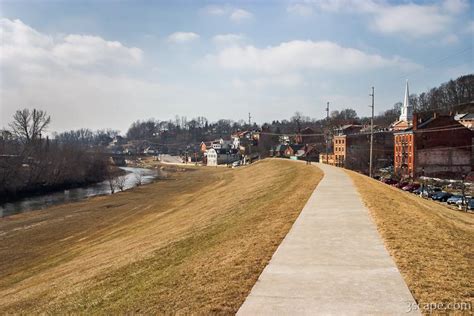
[0,0,473,133]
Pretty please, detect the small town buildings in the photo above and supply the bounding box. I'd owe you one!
[332,131,394,172]
[394,113,473,179]
[319,153,336,165]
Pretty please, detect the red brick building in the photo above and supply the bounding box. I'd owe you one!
[332,131,394,173]
[394,114,473,179]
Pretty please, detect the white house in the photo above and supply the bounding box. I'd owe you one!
[206,148,218,166]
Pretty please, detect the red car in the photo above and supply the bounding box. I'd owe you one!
[395,181,409,188]
[402,183,421,192]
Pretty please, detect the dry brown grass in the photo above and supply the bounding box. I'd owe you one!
[0,159,322,314]
[347,170,474,313]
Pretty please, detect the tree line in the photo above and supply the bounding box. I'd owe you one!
[0,109,111,201]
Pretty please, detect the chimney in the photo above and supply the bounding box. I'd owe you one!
[413,113,418,130]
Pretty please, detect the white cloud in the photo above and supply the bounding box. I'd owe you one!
[287,4,314,16]
[232,74,304,89]
[306,0,467,38]
[0,18,162,132]
[212,33,246,46]
[201,6,253,23]
[167,32,200,43]
[230,9,253,22]
[372,4,451,37]
[442,0,469,14]
[210,40,418,74]
[0,18,142,70]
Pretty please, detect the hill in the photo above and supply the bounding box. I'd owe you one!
[0,159,322,313]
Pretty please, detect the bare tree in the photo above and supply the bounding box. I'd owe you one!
[9,109,51,144]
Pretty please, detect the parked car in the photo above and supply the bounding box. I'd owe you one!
[402,183,420,192]
[421,187,442,198]
[381,178,397,185]
[456,197,472,208]
[431,191,452,202]
[394,181,409,189]
[447,195,463,205]
[468,199,474,211]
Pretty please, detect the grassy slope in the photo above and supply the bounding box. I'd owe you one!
[0,159,322,314]
[347,170,473,310]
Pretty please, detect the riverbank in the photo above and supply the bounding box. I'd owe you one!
[0,159,322,313]
[0,165,125,205]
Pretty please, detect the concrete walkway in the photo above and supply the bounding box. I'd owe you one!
[238,163,419,315]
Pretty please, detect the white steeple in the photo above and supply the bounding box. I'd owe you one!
[399,79,413,122]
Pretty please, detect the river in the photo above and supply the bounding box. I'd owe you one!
[0,167,157,218]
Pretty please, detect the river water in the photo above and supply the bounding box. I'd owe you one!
[0,167,157,218]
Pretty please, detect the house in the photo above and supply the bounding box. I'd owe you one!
[271,144,288,157]
[200,141,211,153]
[206,148,218,166]
[394,113,473,179]
[334,124,364,135]
[284,144,304,158]
[294,127,322,144]
[319,153,336,165]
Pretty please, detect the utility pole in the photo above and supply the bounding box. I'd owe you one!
[369,87,374,178]
[326,102,329,164]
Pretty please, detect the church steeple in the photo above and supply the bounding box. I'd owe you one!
[399,80,413,122]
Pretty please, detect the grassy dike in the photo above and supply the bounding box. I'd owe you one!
[0,159,322,314]
[347,170,473,312]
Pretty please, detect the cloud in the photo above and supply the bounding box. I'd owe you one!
[233,73,304,89]
[210,40,418,74]
[306,0,467,38]
[167,32,200,43]
[202,6,253,22]
[371,4,451,37]
[230,9,253,22]
[287,4,314,16]
[212,33,246,46]
[0,18,162,132]
[0,18,142,70]
[442,0,469,14]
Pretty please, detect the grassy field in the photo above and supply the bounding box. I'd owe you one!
[347,170,474,312]
[0,159,322,314]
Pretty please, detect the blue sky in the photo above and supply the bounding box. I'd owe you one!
[1,0,473,132]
